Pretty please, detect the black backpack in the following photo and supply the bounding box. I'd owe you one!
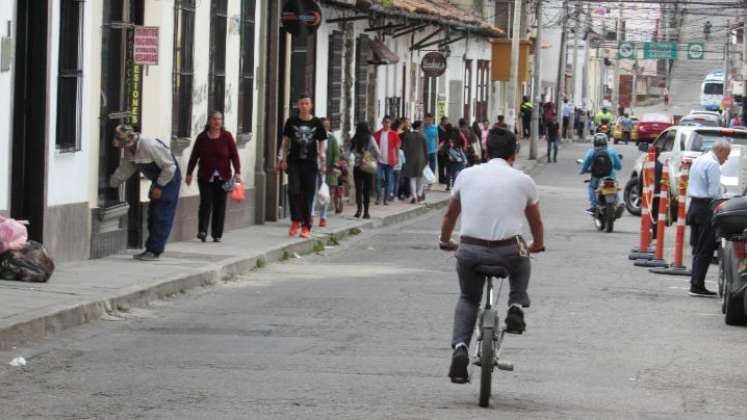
[590,149,613,178]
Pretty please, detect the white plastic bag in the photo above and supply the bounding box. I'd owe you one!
[422,166,437,184]
[317,182,331,206]
[0,216,28,254]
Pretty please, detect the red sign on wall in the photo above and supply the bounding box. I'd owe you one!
[133,26,159,66]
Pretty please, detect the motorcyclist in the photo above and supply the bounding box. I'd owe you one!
[594,107,615,129]
[580,133,622,214]
[596,118,611,136]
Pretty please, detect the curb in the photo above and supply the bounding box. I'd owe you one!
[0,197,451,350]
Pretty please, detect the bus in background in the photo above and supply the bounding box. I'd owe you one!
[701,70,725,111]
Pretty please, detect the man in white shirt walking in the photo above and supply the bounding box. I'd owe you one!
[687,140,731,297]
[439,127,545,384]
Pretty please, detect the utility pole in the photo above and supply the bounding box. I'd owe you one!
[632,51,638,115]
[663,3,670,105]
[597,17,606,111]
[530,0,542,160]
[613,2,623,108]
[555,0,569,139]
[725,19,732,122]
[742,18,747,125]
[582,2,590,139]
[571,3,579,108]
[507,0,524,135]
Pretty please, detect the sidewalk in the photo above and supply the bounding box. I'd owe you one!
[0,152,546,350]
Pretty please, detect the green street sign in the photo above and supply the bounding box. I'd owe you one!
[617,41,635,59]
[687,43,705,60]
[643,42,678,60]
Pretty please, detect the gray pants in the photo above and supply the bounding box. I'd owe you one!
[451,241,531,348]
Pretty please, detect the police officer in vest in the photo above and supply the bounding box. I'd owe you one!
[109,124,182,261]
[687,140,731,297]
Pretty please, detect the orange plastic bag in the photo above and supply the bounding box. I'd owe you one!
[230,182,246,202]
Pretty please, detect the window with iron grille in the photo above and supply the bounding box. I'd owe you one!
[327,31,344,130]
[238,0,255,134]
[463,59,472,121]
[172,0,195,139]
[209,0,227,114]
[56,0,85,152]
[355,35,370,124]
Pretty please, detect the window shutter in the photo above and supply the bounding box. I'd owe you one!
[355,35,370,125]
[327,31,344,130]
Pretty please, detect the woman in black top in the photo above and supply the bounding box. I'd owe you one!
[347,122,381,219]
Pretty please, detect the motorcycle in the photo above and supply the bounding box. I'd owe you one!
[577,158,625,233]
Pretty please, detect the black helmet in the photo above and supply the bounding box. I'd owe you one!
[593,133,608,148]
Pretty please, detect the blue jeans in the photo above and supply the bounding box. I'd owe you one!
[376,163,395,201]
[145,168,181,254]
[587,177,600,207]
[392,169,401,199]
[448,162,464,188]
[428,153,437,173]
[547,137,558,162]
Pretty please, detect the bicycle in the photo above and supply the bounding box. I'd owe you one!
[473,264,516,408]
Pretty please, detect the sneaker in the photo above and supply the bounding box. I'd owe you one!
[213,237,222,243]
[448,345,470,384]
[689,287,717,297]
[288,221,301,237]
[505,306,526,334]
[354,210,362,218]
[320,218,327,228]
[133,251,160,261]
[300,226,310,239]
[197,232,207,243]
[585,207,595,215]
[363,212,371,219]
[410,197,416,204]
[375,198,381,205]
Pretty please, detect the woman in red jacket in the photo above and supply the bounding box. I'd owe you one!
[186,111,242,242]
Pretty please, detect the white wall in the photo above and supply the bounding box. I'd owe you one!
[46,0,91,207]
[0,0,15,211]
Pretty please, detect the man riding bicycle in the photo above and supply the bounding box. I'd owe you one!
[439,127,545,384]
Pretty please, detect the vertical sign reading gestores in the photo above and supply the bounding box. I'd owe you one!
[134,26,159,65]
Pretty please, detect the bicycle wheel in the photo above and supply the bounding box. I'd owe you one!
[479,326,494,407]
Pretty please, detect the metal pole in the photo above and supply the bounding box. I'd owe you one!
[632,53,638,115]
[597,18,605,111]
[254,0,268,224]
[571,3,579,108]
[725,20,732,122]
[530,0,542,160]
[742,19,747,125]
[507,0,524,135]
[613,2,623,108]
[555,0,569,139]
[582,2,590,139]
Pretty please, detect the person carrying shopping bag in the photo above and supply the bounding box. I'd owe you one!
[186,111,242,243]
[348,122,381,219]
[313,117,341,227]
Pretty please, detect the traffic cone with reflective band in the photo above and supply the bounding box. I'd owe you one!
[629,145,657,260]
[650,159,692,276]
[635,160,670,268]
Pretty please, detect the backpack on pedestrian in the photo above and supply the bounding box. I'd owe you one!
[590,149,613,178]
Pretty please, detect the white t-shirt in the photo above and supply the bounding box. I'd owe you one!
[452,158,539,241]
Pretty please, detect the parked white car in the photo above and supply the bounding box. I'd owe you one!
[623,127,747,215]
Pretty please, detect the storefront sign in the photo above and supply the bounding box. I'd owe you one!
[133,26,159,65]
[281,0,322,37]
[421,52,446,77]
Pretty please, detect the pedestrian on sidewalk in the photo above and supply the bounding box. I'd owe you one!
[438,116,450,185]
[446,127,467,190]
[402,120,429,203]
[109,125,181,261]
[312,117,340,228]
[373,115,401,206]
[561,98,573,139]
[545,115,560,163]
[277,94,328,239]
[520,96,533,138]
[348,122,381,219]
[686,140,731,297]
[186,111,242,243]
[422,113,439,181]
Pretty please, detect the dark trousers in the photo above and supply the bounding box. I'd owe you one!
[447,162,464,188]
[197,179,228,239]
[688,199,717,289]
[353,166,372,213]
[145,168,181,255]
[546,138,559,162]
[437,151,448,184]
[522,117,531,138]
[562,116,570,138]
[288,160,318,229]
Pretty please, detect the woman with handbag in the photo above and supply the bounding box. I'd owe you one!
[186,111,241,243]
[348,122,381,219]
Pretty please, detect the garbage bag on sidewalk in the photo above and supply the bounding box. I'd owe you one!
[0,216,28,253]
[0,241,55,283]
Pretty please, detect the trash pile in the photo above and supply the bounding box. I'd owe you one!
[0,216,55,282]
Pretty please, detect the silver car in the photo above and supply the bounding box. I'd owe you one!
[623,127,747,215]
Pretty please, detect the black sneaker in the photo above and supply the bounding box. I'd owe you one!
[689,287,717,298]
[505,306,526,334]
[448,345,470,384]
[133,251,160,261]
[197,232,207,242]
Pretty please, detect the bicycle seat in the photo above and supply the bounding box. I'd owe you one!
[475,265,508,278]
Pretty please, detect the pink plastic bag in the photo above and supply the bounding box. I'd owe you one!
[0,216,28,254]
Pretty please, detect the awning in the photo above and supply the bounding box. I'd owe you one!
[369,39,400,65]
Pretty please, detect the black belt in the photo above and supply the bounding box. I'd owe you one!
[460,235,521,248]
[690,197,714,204]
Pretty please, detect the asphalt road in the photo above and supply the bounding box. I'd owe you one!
[2,143,747,419]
